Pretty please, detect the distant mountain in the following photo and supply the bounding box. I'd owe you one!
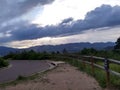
[27,42,115,52]
[0,46,18,56]
[0,42,115,56]
[104,46,114,50]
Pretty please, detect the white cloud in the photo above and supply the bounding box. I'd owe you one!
[32,0,120,26]
[1,0,120,48]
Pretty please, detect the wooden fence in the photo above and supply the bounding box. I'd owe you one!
[82,56,120,86]
[64,54,120,86]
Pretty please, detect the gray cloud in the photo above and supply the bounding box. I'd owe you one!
[0,0,54,24]
[82,5,120,28]
[60,17,73,24]
[1,4,120,44]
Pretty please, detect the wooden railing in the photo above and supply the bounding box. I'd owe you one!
[82,56,120,86]
[83,56,120,75]
[63,54,120,86]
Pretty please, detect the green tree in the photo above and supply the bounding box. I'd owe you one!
[80,48,97,55]
[114,37,120,50]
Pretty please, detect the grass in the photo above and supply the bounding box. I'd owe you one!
[95,61,120,73]
[0,73,40,88]
[53,55,120,89]
[110,63,120,73]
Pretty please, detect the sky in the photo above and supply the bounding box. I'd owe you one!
[0,0,120,48]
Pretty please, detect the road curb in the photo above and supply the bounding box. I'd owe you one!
[0,64,12,71]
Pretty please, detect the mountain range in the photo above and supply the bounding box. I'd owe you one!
[0,42,115,56]
[0,46,19,56]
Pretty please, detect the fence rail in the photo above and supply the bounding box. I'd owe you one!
[83,56,120,65]
[62,54,120,86]
[83,56,120,75]
[82,55,120,86]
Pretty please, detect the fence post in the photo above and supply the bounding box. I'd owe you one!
[90,56,95,76]
[72,58,74,65]
[104,58,110,87]
[76,59,79,67]
[82,57,86,68]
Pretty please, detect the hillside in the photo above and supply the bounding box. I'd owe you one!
[0,46,18,56]
[27,42,115,52]
[0,42,115,56]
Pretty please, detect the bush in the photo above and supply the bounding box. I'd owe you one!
[4,50,53,60]
[17,75,26,80]
[0,58,9,68]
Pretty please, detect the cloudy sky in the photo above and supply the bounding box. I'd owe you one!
[0,0,120,48]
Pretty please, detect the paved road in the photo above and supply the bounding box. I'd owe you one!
[0,60,51,83]
[1,64,102,90]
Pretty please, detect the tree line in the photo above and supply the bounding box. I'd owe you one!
[0,37,120,68]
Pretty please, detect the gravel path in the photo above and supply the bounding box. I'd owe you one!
[1,63,103,90]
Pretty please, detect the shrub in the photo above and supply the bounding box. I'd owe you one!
[0,58,9,68]
[17,75,26,80]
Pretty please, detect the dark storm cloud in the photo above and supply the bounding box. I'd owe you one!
[82,5,120,29]
[60,17,73,24]
[0,21,73,43]
[0,0,54,24]
[1,4,120,43]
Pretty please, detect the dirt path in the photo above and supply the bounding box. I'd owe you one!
[1,63,103,90]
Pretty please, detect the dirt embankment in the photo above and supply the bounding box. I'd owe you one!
[1,63,102,90]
